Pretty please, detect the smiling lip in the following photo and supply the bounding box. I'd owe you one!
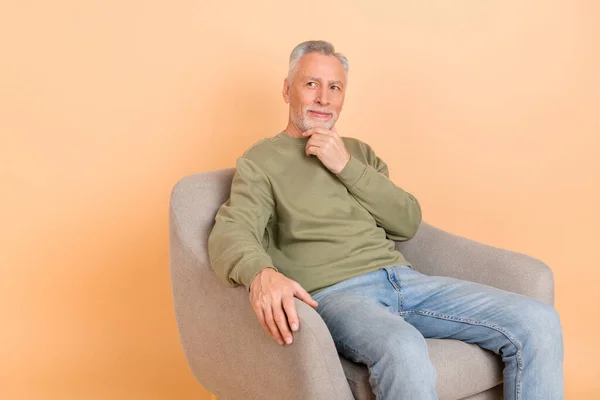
[308,110,331,118]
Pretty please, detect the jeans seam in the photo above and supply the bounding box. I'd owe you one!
[384,267,404,313]
[405,309,523,400]
[332,339,382,399]
[398,278,404,313]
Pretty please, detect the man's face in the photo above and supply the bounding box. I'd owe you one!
[283,52,346,132]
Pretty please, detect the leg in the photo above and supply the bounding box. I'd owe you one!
[387,265,564,400]
[313,269,437,400]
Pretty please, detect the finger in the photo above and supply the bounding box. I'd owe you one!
[252,301,274,339]
[306,138,336,157]
[282,295,299,332]
[253,304,276,340]
[294,286,319,308]
[310,133,337,146]
[272,302,294,345]
[263,304,285,345]
[305,136,328,149]
[312,127,336,137]
[302,127,334,137]
[307,131,334,141]
[301,128,316,137]
[305,145,320,157]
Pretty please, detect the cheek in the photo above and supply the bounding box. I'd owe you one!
[292,98,305,114]
[295,88,316,102]
[332,96,344,113]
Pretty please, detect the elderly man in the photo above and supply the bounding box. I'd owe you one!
[208,40,563,400]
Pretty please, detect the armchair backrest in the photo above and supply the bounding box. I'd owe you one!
[169,168,236,267]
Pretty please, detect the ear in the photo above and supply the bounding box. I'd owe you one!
[282,78,291,104]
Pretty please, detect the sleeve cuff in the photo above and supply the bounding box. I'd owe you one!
[235,256,278,291]
[335,155,367,189]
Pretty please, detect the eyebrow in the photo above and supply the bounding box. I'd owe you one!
[304,76,345,88]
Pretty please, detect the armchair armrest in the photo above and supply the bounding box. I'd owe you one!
[169,184,354,400]
[396,221,555,304]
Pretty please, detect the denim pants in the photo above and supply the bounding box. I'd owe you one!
[311,265,564,400]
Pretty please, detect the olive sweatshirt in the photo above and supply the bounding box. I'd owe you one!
[207,132,422,296]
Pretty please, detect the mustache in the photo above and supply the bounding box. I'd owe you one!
[306,108,334,114]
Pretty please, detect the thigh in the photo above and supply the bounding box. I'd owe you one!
[315,292,431,367]
[392,266,559,352]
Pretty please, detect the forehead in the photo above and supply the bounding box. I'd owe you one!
[294,52,346,83]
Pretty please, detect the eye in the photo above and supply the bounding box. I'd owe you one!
[307,82,317,88]
[330,85,341,91]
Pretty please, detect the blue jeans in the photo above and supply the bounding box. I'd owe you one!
[312,265,564,400]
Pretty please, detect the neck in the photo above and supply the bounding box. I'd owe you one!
[283,120,304,138]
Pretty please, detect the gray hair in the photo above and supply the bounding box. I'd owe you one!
[287,40,349,82]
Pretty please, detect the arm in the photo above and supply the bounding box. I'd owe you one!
[208,158,319,346]
[335,146,422,241]
[303,128,421,241]
[208,157,277,289]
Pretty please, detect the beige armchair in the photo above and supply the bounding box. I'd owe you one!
[169,169,555,400]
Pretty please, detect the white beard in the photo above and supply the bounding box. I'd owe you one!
[295,109,337,131]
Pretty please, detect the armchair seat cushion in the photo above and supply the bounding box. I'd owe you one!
[340,339,502,400]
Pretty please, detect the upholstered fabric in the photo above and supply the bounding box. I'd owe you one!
[339,339,502,400]
[169,169,555,400]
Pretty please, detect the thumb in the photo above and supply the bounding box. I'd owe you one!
[294,286,319,308]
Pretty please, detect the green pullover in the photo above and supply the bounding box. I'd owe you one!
[208,132,422,296]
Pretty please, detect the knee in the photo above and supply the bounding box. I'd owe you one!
[378,334,434,373]
[517,300,563,352]
[368,334,437,399]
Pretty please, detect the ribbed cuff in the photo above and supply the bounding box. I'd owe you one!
[236,256,278,291]
[335,156,367,189]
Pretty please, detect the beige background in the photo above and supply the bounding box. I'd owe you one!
[1,0,599,398]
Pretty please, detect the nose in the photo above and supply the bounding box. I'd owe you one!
[316,86,329,106]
